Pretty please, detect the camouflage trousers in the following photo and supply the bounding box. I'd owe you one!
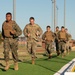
[3,38,18,62]
[27,41,37,58]
[66,41,70,54]
[66,41,72,54]
[45,42,53,55]
[55,39,59,52]
[69,42,72,51]
[59,42,66,54]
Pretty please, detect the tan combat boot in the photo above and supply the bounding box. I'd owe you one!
[14,62,18,71]
[57,51,60,56]
[32,58,35,65]
[48,54,52,59]
[61,52,64,58]
[62,55,64,58]
[4,61,10,71]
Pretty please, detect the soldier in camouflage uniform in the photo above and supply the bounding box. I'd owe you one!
[57,26,69,58]
[23,17,43,64]
[2,12,22,71]
[65,28,72,54]
[42,26,55,59]
[54,26,60,56]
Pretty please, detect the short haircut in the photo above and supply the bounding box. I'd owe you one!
[47,26,51,28]
[56,26,59,28]
[61,26,65,28]
[6,12,12,16]
[29,17,35,20]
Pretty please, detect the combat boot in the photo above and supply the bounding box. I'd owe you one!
[57,51,60,56]
[32,57,35,65]
[14,62,18,71]
[62,53,66,58]
[4,61,10,71]
[48,54,52,59]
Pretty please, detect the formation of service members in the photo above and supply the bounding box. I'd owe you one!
[1,12,72,71]
[42,26,72,59]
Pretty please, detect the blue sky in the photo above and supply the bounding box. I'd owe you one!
[0,0,75,39]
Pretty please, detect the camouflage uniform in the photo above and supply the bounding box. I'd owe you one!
[23,23,43,58]
[66,33,72,54]
[57,31,69,56]
[42,31,55,58]
[2,20,22,62]
[68,34,72,51]
[54,30,60,55]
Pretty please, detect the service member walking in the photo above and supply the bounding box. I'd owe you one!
[23,17,43,64]
[2,12,22,71]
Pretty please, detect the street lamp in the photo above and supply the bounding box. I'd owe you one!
[51,0,57,32]
[56,6,58,26]
[13,0,16,21]
[51,0,54,31]
[54,0,56,32]
[64,0,66,27]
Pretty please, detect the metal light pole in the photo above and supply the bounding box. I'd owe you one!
[64,0,66,27]
[54,0,56,32]
[51,0,54,31]
[13,0,16,21]
[56,6,58,26]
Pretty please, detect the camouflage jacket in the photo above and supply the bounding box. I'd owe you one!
[54,30,60,40]
[2,20,22,39]
[57,31,69,41]
[42,31,55,42]
[23,23,43,41]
